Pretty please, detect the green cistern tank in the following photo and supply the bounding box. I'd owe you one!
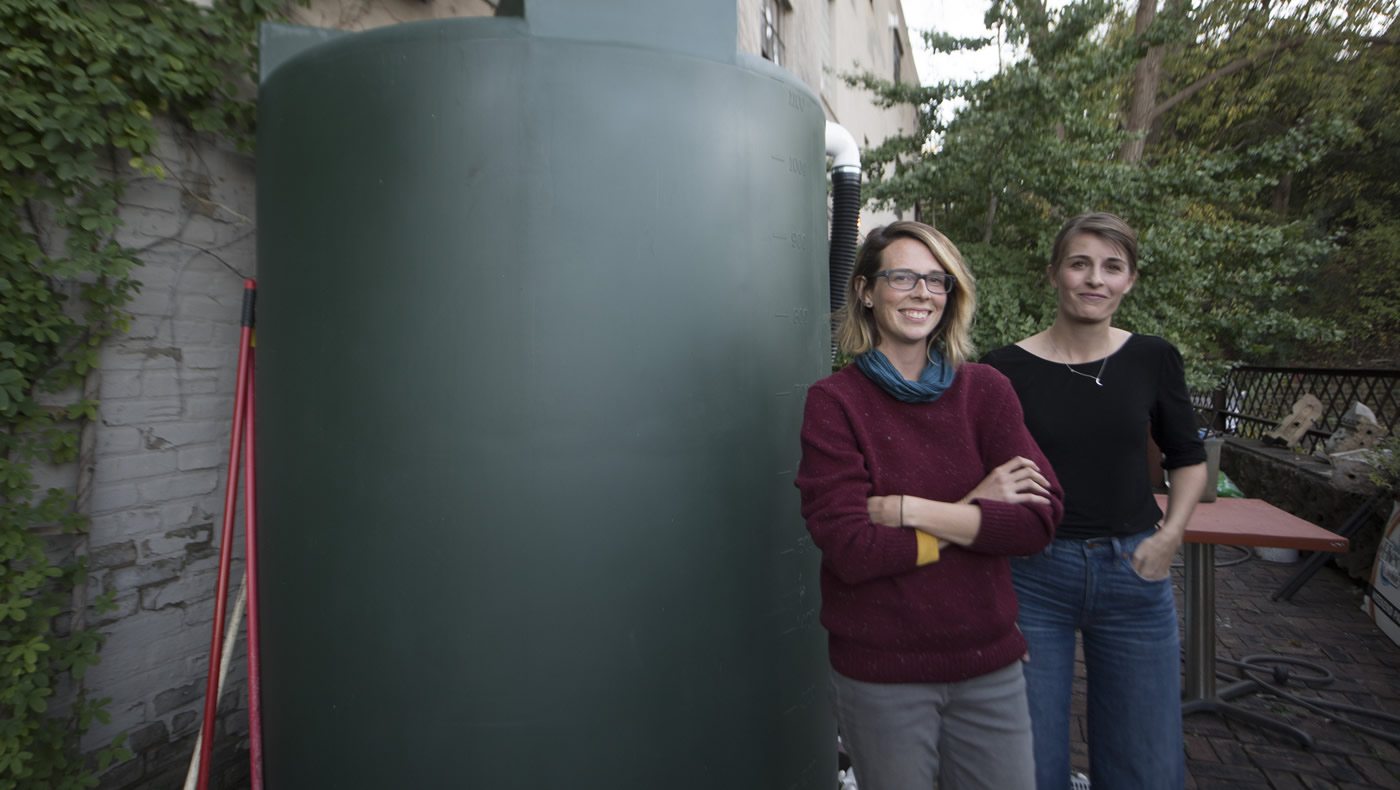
[255,1,833,786]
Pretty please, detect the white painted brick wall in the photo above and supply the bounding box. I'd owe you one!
[80,119,256,777]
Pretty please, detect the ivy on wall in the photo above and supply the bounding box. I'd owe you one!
[0,1,282,786]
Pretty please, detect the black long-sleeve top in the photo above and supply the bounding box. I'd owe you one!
[981,334,1206,540]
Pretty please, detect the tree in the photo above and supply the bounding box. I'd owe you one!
[848,0,1395,386]
[1156,1,1400,364]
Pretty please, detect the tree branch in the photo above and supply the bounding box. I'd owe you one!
[1149,38,1307,124]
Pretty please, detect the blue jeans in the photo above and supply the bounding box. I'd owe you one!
[1012,529,1184,790]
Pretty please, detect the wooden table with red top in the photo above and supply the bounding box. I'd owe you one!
[1160,494,1350,746]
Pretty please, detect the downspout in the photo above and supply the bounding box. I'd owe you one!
[826,121,861,357]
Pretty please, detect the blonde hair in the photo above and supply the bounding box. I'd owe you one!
[834,221,977,367]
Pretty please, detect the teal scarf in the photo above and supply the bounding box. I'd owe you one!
[855,348,956,403]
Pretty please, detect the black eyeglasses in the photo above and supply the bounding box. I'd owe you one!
[871,269,957,294]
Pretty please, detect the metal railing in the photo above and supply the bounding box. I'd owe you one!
[1193,366,1400,454]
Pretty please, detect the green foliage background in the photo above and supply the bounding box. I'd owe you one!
[851,0,1397,388]
[0,1,279,786]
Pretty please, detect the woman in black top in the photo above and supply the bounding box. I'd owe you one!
[981,213,1207,790]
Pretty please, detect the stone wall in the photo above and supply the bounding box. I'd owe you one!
[1220,437,1390,580]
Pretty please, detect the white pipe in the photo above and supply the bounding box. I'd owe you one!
[183,576,248,790]
[825,121,860,174]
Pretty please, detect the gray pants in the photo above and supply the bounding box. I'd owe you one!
[830,660,1035,790]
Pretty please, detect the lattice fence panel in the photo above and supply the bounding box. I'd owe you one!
[1194,367,1400,454]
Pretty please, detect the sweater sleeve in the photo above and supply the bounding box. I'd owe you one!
[965,369,1065,556]
[795,386,921,585]
[1151,341,1208,470]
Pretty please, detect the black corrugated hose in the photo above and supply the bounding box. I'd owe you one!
[828,168,861,320]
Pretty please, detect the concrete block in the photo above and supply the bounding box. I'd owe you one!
[103,343,184,369]
[114,204,185,242]
[89,540,138,570]
[136,470,221,503]
[106,558,182,593]
[138,522,214,560]
[156,500,217,529]
[152,682,202,716]
[170,710,198,738]
[91,483,141,513]
[135,756,199,790]
[120,287,180,320]
[1263,393,1323,448]
[30,457,76,494]
[93,746,146,790]
[144,731,198,781]
[141,566,218,611]
[141,420,227,450]
[182,596,216,628]
[83,698,147,753]
[120,315,173,343]
[140,367,183,398]
[102,451,179,483]
[178,214,244,247]
[183,376,222,395]
[100,370,143,400]
[90,590,140,629]
[173,261,248,297]
[32,385,81,408]
[179,346,239,371]
[170,319,218,344]
[118,175,184,210]
[176,292,240,324]
[96,426,143,455]
[97,397,183,426]
[182,395,236,421]
[91,504,178,542]
[176,443,225,472]
[126,720,171,756]
[140,630,210,680]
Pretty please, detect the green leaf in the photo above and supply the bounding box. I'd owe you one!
[0,0,277,783]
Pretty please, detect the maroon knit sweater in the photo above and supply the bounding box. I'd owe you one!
[796,362,1064,684]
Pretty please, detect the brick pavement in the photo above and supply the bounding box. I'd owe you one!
[1065,548,1400,789]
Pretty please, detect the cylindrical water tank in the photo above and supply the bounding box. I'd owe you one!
[256,7,831,787]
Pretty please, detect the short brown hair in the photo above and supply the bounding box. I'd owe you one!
[833,221,978,367]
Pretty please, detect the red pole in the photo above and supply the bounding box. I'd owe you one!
[195,279,257,790]
[243,328,264,790]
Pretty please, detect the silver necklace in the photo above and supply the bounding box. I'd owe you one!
[1048,336,1108,386]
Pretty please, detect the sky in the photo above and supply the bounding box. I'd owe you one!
[902,0,1011,85]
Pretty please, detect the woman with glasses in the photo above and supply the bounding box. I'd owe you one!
[981,213,1207,790]
[796,221,1064,789]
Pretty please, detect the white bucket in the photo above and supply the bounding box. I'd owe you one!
[1255,546,1300,563]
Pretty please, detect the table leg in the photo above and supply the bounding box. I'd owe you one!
[1183,543,1215,702]
[1180,542,1315,747]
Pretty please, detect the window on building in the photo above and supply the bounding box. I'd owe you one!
[892,28,904,83]
[762,0,788,66]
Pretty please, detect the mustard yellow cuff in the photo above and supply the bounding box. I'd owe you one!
[914,531,941,565]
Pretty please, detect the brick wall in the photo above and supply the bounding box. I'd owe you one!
[78,121,257,790]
